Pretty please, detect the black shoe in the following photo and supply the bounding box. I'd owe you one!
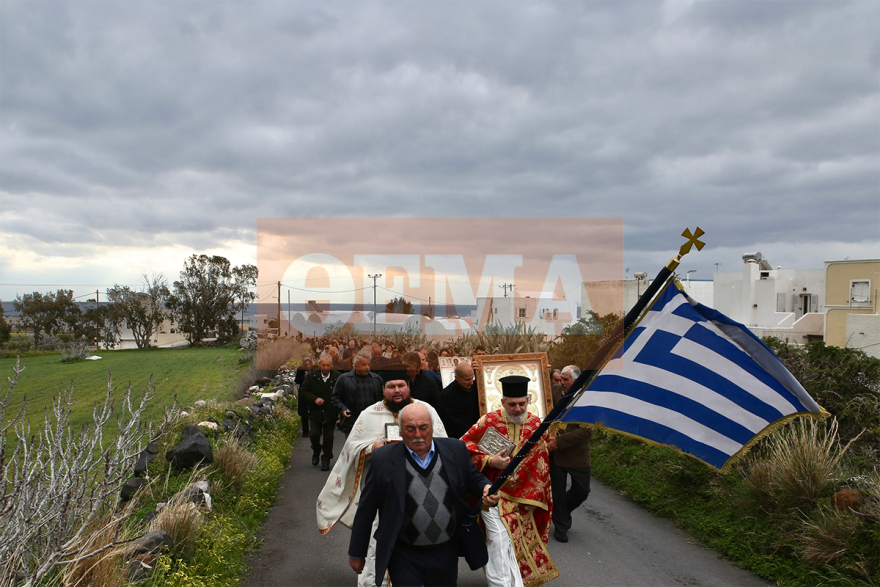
[312,452,320,466]
[320,458,330,471]
[554,530,568,543]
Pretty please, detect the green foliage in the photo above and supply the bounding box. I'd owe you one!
[385,296,413,314]
[481,322,549,354]
[592,427,879,586]
[78,304,123,348]
[444,324,549,357]
[1,333,32,354]
[144,406,298,587]
[763,338,880,468]
[12,289,81,350]
[0,304,11,345]
[548,311,622,369]
[166,255,257,345]
[380,325,426,351]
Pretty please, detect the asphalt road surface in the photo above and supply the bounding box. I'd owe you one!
[242,430,773,587]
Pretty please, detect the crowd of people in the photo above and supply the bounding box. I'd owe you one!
[294,336,589,587]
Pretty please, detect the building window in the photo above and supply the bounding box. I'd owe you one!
[851,280,870,303]
[517,308,526,318]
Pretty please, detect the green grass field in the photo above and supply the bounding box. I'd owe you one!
[1,346,249,435]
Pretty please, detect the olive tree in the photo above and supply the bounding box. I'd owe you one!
[12,290,81,350]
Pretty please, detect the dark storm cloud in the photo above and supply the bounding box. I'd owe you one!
[0,0,877,299]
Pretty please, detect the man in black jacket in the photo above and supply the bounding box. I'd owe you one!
[298,355,341,470]
[402,351,440,407]
[294,357,315,437]
[436,361,481,439]
[348,403,499,586]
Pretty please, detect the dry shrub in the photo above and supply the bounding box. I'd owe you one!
[150,501,202,559]
[237,362,259,398]
[798,504,860,565]
[860,471,880,522]
[212,435,259,490]
[60,514,133,587]
[743,459,776,509]
[256,339,310,372]
[746,418,856,511]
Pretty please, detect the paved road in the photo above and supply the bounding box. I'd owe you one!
[242,430,772,587]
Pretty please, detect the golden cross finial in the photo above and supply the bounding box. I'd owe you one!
[666,227,706,271]
[679,227,705,257]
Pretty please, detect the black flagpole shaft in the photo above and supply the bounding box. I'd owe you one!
[466,263,676,522]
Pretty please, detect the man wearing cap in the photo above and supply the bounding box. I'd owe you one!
[461,375,559,587]
[317,365,447,587]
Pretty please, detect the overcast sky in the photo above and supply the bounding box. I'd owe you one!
[1,0,878,304]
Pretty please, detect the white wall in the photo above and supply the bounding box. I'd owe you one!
[712,262,825,344]
[846,314,880,359]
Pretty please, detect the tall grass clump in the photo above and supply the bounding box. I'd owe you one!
[59,514,134,587]
[255,339,309,372]
[744,418,857,512]
[797,504,860,565]
[211,436,259,491]
[150,501,203,560]
[59,341,94,362]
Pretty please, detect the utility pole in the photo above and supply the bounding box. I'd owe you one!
[499,283,514,297]
[96,289,100,349]
[287,290,291,337]
[686,270,697,292]
[277,281,282,337]
[367,273,382,336]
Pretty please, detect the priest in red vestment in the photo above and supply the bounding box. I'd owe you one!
[461,375,559,587]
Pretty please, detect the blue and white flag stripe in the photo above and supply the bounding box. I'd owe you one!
[560,281,823,470]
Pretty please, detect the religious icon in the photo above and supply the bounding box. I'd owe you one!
[472,352,553,419]
[477,427,516,457]
[384,423,402,442]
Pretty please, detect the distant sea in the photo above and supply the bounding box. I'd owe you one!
[253,302,475,318]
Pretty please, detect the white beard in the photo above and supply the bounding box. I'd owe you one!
[506,411,527,425]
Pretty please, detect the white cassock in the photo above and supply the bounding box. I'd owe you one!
[482,506,524,587]
[316,399,446,587]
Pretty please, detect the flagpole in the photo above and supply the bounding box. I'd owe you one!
[466,228,706,520]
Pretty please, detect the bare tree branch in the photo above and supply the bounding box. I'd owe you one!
[0,364,174,586]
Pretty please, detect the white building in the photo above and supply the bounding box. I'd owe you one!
[284,309,474,341]
[116,315,190,349]
[712,252,825,345]
[474,290,580,338]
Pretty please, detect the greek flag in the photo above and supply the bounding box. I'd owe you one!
[560,280,824,471]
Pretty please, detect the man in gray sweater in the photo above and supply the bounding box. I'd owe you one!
[331,350,384,435]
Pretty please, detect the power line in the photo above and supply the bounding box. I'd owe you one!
[279,283,370,294]
[0,283,129,287]
[377,286,434,304]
